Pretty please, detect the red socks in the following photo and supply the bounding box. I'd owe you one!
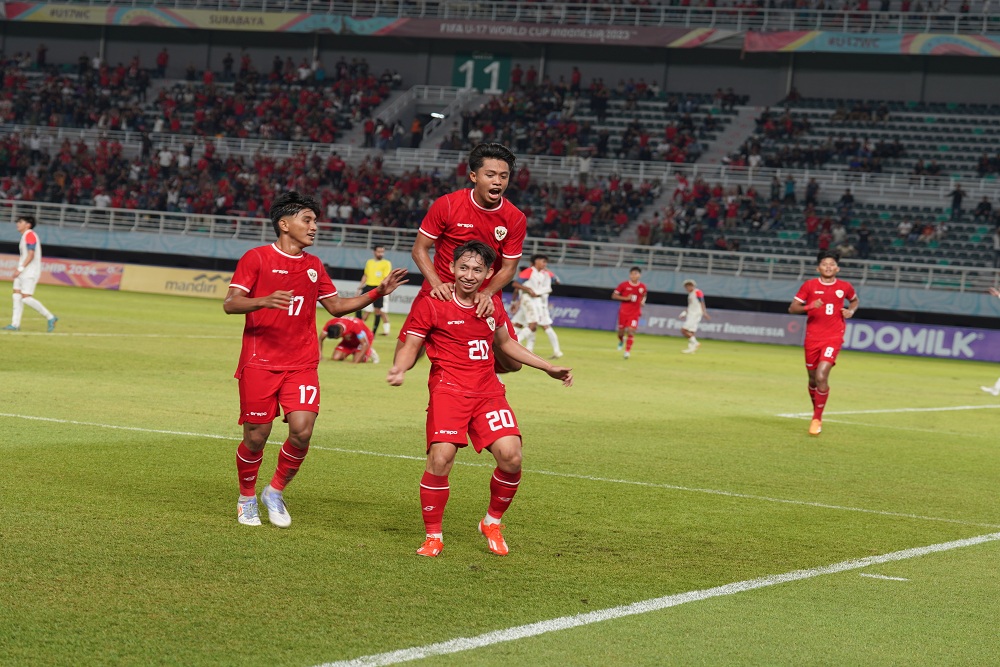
[236,442,263,497]
[487,468,522,521]
[419,472,450,534]
[813,389,829,421]
[270,441,308,492]
[625,334,635,352]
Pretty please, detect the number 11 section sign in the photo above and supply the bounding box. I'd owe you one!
[451,53,511,95]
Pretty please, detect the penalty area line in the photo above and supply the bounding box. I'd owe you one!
[776,404,1000,419]
[319,532,1000,667]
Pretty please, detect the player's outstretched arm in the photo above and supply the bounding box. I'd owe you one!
[495,327,573,387]
[223,287,293,314]
[321,268,409,316]
[387,335,422,386]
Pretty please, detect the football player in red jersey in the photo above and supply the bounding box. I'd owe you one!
[789,251,859,436]
[224,191,407,528]
[387,241,573,558]
[318,316,377,364]
[399,143,528,372]
[612,266,647,359]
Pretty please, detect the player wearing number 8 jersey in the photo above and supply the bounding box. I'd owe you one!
[789,251,859,436]
[388,241,573,558]
[224,191,408,528]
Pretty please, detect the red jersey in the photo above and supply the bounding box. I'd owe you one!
[614,280,647,319]
[322,316,372,349]
[794,277,857,343]
[418,189,526,294]
[230,243,338,374]
[404,295,514,398]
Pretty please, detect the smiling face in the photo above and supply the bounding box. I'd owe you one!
[450,250,494,301]
[279,208,318,250]
[469,158,510,209]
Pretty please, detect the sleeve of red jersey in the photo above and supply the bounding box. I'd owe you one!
[230,249,261,294]
[24,230,38,248]
[404,297,435,339]
[613,281,626,296]
[316,259,339,300]
[845,282,857,301]
[502,211,527,260]
[493,303,517,340]
[793,281,810,304]
[418,196,449,241]
[695,289,704,299]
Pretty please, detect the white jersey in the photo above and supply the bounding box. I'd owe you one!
[19,227,43,276]
[517,266,556,297]
[687,288,705,316]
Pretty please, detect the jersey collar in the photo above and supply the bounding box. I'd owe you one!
[270,243,304,259]
[468,188,504,213]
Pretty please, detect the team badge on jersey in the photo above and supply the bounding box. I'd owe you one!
[835,289,844,298]
[486,317,496,331]
[307,268,318,283]
[494,226,508,241]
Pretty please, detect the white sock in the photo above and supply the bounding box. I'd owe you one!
[382,322,390,335]
[427,532,443,539]
[689,336,698,347]
[482,514,501,526]
[994,378,1000,391]
[545,327,561,355]
[525,329,537,352]
[23,296,54,320]
[11,293,24,327]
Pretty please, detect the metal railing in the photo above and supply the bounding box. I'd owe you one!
[33,1,1000,35]
[5,122,998,204]
[4,199,996,293]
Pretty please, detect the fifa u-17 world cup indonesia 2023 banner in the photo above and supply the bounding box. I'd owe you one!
[544,296,1000,363]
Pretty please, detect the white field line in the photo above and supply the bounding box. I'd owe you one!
[776,404,1000,419]
[859,573,910,581]
[819,418,979,437]
[319,532,1000,667]
[4,413,999,530]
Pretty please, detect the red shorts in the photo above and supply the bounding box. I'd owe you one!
[804,340,842,369]
[237,367,320,424]
[335,342,373,362]
[618,311,640,330]
[425,392,521,452]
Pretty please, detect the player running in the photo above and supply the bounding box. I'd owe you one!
[512,253,563,359]
[680,279,710,354]
[612,266,647,359]
[788,251,859,436]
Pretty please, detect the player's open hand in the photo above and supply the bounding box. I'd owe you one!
[262,290,294,309]
[429,282,455,301]
[386,366,405,386]
[547,366,573,387]
[473,291,496,317]
[377,268,410,296]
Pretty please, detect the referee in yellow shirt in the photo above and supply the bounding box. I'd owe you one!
[356,244,392,335]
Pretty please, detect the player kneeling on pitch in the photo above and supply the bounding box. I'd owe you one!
[387,241,573,558]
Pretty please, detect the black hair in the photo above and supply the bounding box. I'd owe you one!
[326,323,345,338]
[530,253,548,264]
[269,191,321,238]
[452,240,497,268]
[373,244,385,251]
[817,251,840,264]
[629,266,642,273]
[468,143,516,175]
[17,215,36,228]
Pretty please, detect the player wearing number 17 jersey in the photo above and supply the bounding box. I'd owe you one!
[224,191,408,528]
[789,251,859,436]
[388,241,573,558]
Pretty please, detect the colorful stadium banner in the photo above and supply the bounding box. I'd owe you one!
[546,296,1000,361]
[745,31,1000,56]
[118,265,232,299]
[0,253,123,289]
[0,3,734,44]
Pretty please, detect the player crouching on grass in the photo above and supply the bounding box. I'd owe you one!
[387,241,573,557]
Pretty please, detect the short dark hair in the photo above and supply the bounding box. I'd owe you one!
[326,323,345,338]
[269,191,321,238]
[373,244,385,251]
[629,266,642,274]
[468,143,516,175]
[817,251,840,264]
[17,215,36,228]
[530,253,548,264]
[452,240,497,268]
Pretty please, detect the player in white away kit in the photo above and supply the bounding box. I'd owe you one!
[512,254,563,359]
[5,215,57,332]
[680,279,709,353]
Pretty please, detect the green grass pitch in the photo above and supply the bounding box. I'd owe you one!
[2,284,1000,666]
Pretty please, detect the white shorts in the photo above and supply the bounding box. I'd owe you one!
[510,300,528,327]
[683,311,703,332]
[520,294,553,327]
[13,271,40,295]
